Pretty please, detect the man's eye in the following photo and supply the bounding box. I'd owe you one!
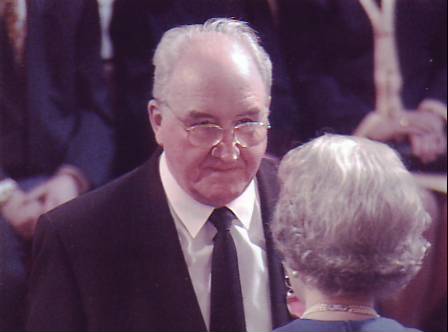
[186,118,213,126]
[193,120,215,126]
[236,118,256,125]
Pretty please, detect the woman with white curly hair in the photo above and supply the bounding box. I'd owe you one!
[272,134,430,332]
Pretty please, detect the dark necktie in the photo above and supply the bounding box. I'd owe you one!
[209,207,246,332]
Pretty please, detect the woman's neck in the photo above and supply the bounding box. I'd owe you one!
[301,288,378,321]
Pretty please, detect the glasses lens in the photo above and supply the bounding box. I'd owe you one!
[188,125,222,147]
[235,123,268,147]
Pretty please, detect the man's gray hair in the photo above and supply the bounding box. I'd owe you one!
[272,134,431,298]
[152,18,272,99]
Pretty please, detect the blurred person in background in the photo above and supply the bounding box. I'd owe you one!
[277,2,446,329]
[0,0,113,329]
[278,0,446,171]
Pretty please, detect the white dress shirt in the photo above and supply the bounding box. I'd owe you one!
[159,153,272,332]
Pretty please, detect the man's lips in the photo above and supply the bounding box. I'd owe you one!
[205,164,243,172]
[208,167,240,172]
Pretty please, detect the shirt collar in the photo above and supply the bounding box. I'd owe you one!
[159,152,256,238]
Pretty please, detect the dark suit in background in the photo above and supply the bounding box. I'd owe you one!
[26,155,289,330]
[1,0,114,184]
[0,0,113,329]
[23,0,114,185]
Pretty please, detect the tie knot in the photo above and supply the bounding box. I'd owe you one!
[209,207,236,232]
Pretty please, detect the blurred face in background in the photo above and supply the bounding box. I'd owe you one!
[149,35,270,206]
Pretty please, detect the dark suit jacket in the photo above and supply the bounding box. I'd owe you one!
[0,0,114,185]
[26,153,290,331]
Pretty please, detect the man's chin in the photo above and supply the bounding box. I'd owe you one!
[193,182,247,207]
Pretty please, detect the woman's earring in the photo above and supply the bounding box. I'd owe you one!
[284,274,294,297]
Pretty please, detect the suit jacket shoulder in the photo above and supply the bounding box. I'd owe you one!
[28,154,207,330]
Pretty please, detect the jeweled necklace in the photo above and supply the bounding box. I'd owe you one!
[301,303,380,319]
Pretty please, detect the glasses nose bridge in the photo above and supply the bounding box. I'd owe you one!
[215,125,246,150]
[211,127,241,161]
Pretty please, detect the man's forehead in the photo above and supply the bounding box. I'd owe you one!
[163,33,269,117]
[174,34,255,74]
[188,41,254,84]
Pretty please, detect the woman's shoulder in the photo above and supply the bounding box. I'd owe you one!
[273,317,422,332]
[358,317,422,332]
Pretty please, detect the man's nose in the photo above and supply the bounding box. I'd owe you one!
[211,131,240,161]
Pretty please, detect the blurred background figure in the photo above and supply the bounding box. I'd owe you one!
[272,134,430,332]
[277,1,446,329]
[278,0,446,171]
[97,0,114,62]
[110,0,298,176]
[0,0,113,329]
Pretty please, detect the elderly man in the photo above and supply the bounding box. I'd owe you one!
[26,19,290,331]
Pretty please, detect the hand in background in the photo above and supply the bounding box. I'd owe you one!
[1,188,44,240]
[411,100,447,163]
[354,111,424,142]
[355,109,446,163]
[2,172,84,240]
[27,174,81,213]
[418,99,448,122]
[409,132,446,164]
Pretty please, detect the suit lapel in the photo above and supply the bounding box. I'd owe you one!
[128,152,207,331]
[257,156,291,327]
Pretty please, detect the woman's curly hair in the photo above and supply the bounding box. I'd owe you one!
[271,134,431,298]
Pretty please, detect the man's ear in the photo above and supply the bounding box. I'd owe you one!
[266,95,272,109]
[148,99,164,146]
